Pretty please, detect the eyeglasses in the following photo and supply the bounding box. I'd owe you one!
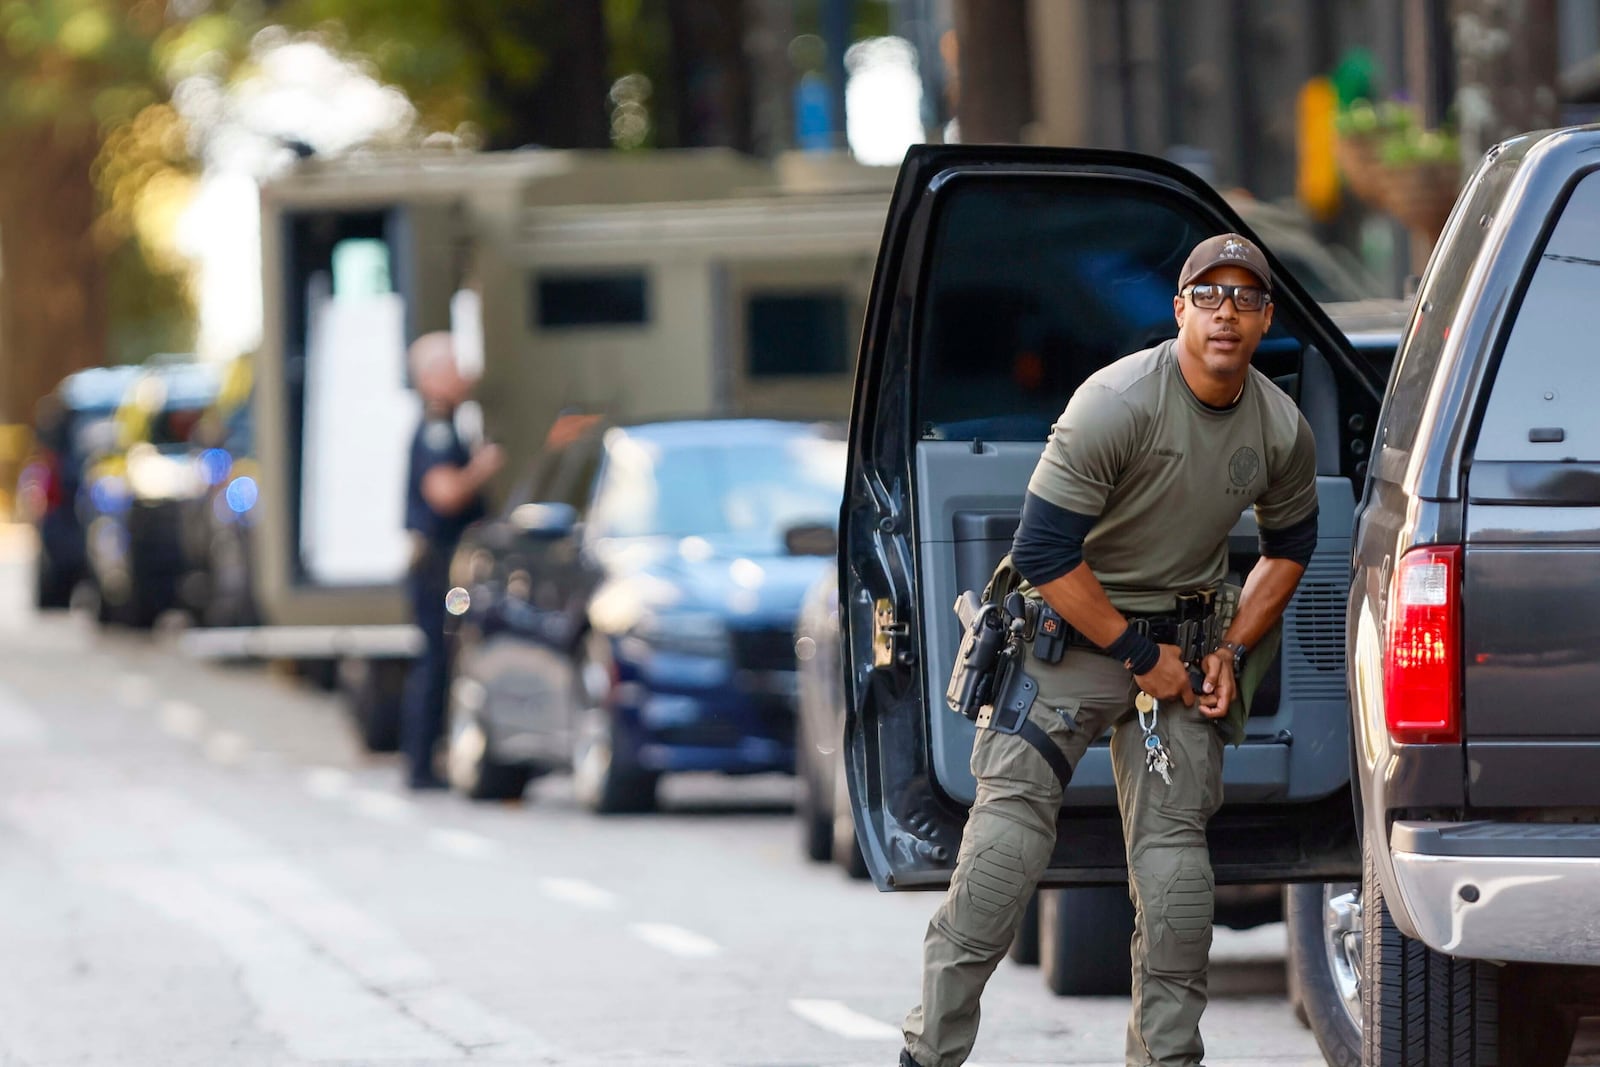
[1183,283,1271,312]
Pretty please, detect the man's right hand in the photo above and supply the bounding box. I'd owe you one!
[1134,643,1196,706]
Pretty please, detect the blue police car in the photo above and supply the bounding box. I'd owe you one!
[444,417,845,812]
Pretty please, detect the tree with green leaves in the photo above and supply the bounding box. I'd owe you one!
[0,0,246,426]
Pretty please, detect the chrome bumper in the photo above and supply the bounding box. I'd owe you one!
[1389,822,1600,965]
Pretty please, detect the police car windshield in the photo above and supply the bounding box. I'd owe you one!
[591,433,845,553]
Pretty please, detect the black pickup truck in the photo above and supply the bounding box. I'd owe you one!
[1347,126,1600,1066]
[839,129,1600,1067]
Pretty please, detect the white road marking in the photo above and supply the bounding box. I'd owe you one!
[117,672,154,708]
[0,685,45,747]
[537,876,618,911]
[304,766,351,799]
[4,786,556,1060]
[629,922,721,959]
[158,699,206,741]
[351,788,413,824]
[212,856,556,1060]
[428,828,498,860]
[203,730,250,766]
[789,999,903,1041]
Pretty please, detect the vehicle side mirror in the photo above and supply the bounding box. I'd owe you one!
[510,501,578,539]
[783,522,838,557]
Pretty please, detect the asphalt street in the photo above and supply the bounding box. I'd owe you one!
[0,527,1328,1067]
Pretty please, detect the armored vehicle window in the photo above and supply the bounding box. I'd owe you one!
[1373,157,1519,471]
[534,272,649,328]
[1475,169,1600,462]
[747,291,851,377]
[913,177,1316,443]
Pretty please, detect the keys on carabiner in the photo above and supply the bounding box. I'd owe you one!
[1135,692,1175,786]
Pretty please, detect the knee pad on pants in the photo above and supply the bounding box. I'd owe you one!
[1132,847,1214,977]
[943,809,1053,952]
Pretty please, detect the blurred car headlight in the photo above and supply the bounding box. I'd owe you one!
[125,445,202,502]
[629,610,730,659]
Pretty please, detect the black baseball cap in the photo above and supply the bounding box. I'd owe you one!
[1179,233,1271,291]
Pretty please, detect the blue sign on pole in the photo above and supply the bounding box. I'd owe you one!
[796,72,834,151]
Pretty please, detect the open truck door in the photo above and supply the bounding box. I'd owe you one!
[840,146,1384,891]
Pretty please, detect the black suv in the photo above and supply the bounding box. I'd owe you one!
[1348,127,1600,1065]
[839,138,1600,1067]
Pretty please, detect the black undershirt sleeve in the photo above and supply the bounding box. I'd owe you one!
[1258,507,1319,567]
[1010,491,1099,588]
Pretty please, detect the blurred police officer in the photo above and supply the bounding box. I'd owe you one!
[901,234,1319,1067]
[401,332,503,790]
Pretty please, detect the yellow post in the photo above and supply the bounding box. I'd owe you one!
[1297,77,1341,223]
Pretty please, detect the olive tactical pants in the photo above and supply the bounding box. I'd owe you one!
[903,647,1226,1067]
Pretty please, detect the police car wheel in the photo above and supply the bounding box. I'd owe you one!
[572,704,657,815]
[796,717,833,863]
[827,749,869,879]
[447,711,529,802]
[34,553,73,610]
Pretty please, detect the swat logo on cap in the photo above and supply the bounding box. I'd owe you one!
[1222,238,1248,259]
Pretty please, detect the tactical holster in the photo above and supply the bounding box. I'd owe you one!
[946,588,1073,791]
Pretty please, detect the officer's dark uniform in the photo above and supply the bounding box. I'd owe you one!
[402,415,485,787]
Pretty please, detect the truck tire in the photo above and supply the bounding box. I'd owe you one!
[1007,891,1041,967]
[1361,838,1500,1066]
[1038,886,1134,996]
[1286,882,1360,1066]
[344,658,405,753]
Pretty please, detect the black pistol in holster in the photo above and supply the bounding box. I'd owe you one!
[945,589,1073,790]
[944,591,1037,737]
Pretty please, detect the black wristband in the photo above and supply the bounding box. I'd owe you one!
[1105,623,1161,675]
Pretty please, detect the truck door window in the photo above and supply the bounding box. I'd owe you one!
[1373,158,1519,471]
[913,177,1318,443]
[1474,169,1600,462]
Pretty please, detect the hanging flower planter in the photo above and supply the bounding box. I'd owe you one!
[1335,132,1386,205]
[1376,159,1461,241]
[1335,99,1463,244]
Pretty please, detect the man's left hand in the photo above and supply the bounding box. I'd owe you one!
[1198,650,1234,720]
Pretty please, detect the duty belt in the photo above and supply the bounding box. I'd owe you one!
[1061,590,1219,666]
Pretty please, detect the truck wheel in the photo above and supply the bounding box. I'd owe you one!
[344,658,405,753]
[447,712,530,801]
[1038,886,1134,996]
[1361,838,1501,1066]
[1286,882,1360,1066]
[572,705,657,814]
[1008,891,1041,966]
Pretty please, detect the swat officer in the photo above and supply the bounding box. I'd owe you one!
[901,234,1320,1067]
[401,332,503,790]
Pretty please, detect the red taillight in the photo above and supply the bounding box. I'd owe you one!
[17,450,62,519]
[41,450,64,510]
[1383,545,1461,744]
